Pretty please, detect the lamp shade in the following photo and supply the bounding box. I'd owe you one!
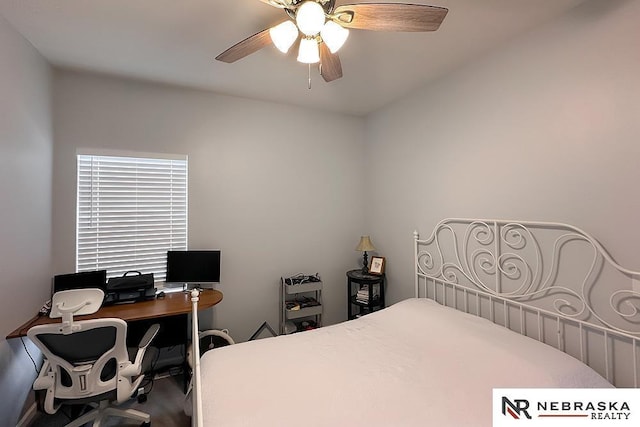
[270,21,298,53]
[321,20,349,53]
[296,1,326,36]
[355,236,376,252]
[297,37,320,64]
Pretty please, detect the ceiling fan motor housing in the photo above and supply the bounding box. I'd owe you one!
[284,0,336,19]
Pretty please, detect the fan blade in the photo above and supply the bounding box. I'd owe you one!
[319,43,343,82]
[216,29,272,63]
[333,3,448,32]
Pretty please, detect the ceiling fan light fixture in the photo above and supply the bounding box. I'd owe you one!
[270,21,299,53]
[321,20,349,54]
[297,37,320,64]
[216,2,450,84]
[296,1,326,36]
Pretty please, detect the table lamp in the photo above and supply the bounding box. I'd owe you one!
[355,236,376,274]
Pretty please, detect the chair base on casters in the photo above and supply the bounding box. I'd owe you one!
[65,400,151,427]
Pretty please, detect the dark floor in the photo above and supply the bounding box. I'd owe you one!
[29,373,190,427]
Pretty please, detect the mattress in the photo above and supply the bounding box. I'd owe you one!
[200,298,611,426]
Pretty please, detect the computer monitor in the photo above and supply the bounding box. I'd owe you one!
[165,250,221,288]
[52,270,107,294]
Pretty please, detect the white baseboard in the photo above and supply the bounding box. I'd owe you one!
[15,402,38,427]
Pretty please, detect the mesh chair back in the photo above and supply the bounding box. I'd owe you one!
[28,318,129,401]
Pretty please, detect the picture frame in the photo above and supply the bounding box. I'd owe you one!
[369,256,385,275]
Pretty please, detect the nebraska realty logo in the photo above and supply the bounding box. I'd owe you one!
[493,389,640,426]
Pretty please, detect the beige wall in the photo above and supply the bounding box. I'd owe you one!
[365,0,640,304]
[52,70,366,341]
[0,16,52,426]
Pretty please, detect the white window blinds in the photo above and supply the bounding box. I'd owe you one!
[77,154,188,281]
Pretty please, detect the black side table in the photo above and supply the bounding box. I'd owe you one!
[347,269,385,320]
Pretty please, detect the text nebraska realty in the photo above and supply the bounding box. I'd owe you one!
[540,400,630,419]
[504,397,632,420]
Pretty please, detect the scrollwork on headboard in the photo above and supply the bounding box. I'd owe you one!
[415,219,640,337]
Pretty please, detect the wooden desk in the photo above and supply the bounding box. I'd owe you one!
[6,289,223,339]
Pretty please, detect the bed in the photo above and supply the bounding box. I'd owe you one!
[189,218,640,426]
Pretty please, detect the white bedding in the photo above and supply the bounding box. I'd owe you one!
[200,298,611,426]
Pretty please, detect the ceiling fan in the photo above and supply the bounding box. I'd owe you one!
[216,0,448,84]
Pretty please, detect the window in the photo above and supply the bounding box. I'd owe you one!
[77,153,188,281]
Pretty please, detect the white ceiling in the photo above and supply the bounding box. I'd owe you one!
[0,0,586,116]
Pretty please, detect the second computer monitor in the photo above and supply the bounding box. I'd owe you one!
[166,250,220,287]
[52,270,107,294]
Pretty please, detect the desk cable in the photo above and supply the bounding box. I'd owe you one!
[19,310,50,374]
[139,346,161,398]
[20,336,39,373]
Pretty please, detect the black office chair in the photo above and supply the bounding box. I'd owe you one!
[28,289,159,427]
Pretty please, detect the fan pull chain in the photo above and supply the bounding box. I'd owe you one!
[308,64,312,90]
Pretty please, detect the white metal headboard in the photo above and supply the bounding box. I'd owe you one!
[414,218,640,387]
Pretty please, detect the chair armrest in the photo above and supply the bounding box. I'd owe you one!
[138,323,160,350]
[119,360,138,377]
[124,323,160,375]
[33,360,54,391]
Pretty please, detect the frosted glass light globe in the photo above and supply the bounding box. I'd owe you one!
[321,20,349,53]
[270,21,298,53]
[297,37,320,64]
[296,1,326,36]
